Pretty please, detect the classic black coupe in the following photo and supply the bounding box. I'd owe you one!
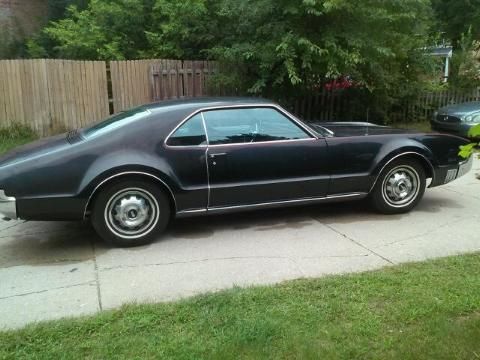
[0,98,473,247]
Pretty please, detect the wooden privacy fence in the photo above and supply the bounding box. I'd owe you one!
[0,59,219,135]
[151,60,217,102]
[110,59,218,112]
[0,59,109,136]
[2,58,480,135]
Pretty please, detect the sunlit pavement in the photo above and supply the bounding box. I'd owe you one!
[1,157,479,329]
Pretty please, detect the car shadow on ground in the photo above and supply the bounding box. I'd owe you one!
[168,194,464,239]
[0,192,465,265]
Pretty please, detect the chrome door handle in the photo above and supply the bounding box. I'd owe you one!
[208,153,227,159]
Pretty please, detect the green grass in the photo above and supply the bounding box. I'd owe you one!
[1,254,479,359]
[0,124,38,155]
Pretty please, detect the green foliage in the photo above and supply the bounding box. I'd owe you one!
[204,0,434,122]
[431,0,480,45]
[29,0,434,95]
[47,0,89,21]
[29,0,156,60]
[469,123,480,138]
[458,124,480,159]
[448,30,480,91]
[141,0,219,59]
[26,0,444,123]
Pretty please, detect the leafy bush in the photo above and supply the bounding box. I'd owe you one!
[459,124,480,159]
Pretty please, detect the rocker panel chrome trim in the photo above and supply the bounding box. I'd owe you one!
[175,192,367,217]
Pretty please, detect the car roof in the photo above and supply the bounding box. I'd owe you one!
[144,97,274,113]
[439,101,480,114]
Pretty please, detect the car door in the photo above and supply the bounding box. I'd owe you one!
[203,106,329,208]
[164,113,209,211]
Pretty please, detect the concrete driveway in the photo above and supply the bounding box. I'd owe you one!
[1,158,479,329]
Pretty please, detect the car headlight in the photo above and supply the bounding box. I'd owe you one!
[464,113,480,123]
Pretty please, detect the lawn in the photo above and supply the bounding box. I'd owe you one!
[0,125,38,155]
[1,253,479,359]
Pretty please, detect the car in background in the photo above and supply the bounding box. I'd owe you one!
[431,101,480,138]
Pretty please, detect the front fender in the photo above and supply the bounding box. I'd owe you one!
[370,139,437,179]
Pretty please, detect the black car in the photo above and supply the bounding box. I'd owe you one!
[0,98,473,247]
[431,101,480,138]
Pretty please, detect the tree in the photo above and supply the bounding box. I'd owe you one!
[203,0,434,115]
[28,0,156,60]
[28,0,434,121]
[448,29,480,91]
[431,0,480,45]
[47,0,89,21]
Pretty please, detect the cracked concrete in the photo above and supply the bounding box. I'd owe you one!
[0,157,479,329]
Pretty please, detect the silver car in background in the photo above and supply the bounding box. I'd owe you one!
[431,101,480,138]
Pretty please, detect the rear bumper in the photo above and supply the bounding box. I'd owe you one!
[431,156,474,187]
[0,190,17,220]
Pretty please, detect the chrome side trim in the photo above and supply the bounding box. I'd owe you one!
[83,171,177,219]
[176,209,208,217]
[206,137,316,148]
[163,103,319,149]
[369,151,436,192]
[175,193,367,217]
[0,190,17,220]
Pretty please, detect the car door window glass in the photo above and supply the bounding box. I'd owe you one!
[166,114,207,146]
[203,108,311,145]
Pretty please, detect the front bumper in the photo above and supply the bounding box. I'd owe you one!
[430,120,476,138]
[0,190,17,220]
[443,156,474,184]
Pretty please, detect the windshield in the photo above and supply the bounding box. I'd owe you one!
[83,107,151,138]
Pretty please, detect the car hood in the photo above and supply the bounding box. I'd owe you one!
[0,133,70,168]
[312,122,419,137]
[437,101,480,116]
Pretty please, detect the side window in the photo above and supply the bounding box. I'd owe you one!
[166,114,207,146]
[252,108,311,142]
[203,107,311,145]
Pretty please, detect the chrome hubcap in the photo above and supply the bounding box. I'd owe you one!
[382,166,420,207]
[105,188,159,239]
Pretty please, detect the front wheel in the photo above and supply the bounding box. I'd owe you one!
[91,180,171,247]
[370,159,426,214]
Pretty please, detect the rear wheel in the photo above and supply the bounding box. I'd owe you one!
[91,180,170,247]
[370,159,426,214]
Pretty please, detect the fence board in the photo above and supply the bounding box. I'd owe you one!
[150,60,218,103]
[0,59,111,135]
[291,87,480,123]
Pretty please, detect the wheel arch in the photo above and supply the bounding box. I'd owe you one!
[83,171,177,219]
[369,151,435,193]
